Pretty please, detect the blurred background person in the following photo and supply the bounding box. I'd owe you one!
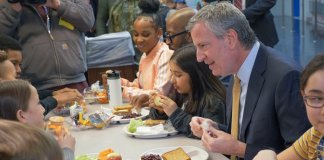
[0,120,63,160]
[95,0,117,36]
[233,0,279,47]
[0,0,95,92]
[165,7,195,50]
[0,50,16,81]
[197,0,279,47]
[175,0,188,9]
[0,34,22,79]
[0,35,83,115]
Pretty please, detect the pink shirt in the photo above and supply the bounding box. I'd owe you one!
[122,42,173,96]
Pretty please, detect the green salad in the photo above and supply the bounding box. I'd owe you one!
[75,155,97,160]
[128,119,143,133]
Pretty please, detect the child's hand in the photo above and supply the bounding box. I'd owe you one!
[148,94,164,113]
[157,95,178,116]
[57,133,76,151]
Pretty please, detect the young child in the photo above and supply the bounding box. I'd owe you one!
[0,50,16,81]
[122,0,174,107]
[253,54,324,160]
[0,119,63,160]
[0,80,75,160]
[149,44,226,138]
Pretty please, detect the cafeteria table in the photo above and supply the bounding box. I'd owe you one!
[47,103,229,160]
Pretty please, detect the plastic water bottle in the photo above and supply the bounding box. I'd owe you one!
[107,70,123,107]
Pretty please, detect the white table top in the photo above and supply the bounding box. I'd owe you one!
[47,104,229,160]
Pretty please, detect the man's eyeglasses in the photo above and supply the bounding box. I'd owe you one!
[164,31,188,44]
[303,95,324,108]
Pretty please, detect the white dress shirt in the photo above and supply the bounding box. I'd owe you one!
[236,41,260,132]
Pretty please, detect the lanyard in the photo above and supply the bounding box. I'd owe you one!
[43,6,54,40]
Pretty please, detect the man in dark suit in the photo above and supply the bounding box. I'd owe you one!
[241,0,278,47]
[187,2,310,159]
[202,0,279,47]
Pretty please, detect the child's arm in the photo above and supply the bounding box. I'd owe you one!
[277,147,302,160]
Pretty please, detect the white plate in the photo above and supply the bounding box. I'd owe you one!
[123,125,178,139]
[110,108,149,124]
[141,146,209,160]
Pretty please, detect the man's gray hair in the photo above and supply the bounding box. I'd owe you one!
[186,2,256,49]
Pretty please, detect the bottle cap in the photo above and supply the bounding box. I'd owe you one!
[106,70,120,79]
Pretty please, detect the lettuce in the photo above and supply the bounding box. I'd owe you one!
[128,119,143,133]
[75,155,96,160]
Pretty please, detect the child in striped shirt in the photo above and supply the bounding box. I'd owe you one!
[253,54,324,160]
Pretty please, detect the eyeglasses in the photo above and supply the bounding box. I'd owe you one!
[303,95,324,108]
[164,31,188,44]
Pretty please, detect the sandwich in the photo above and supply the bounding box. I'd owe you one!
[113,104,133,116]
[161,147,191,160]
[153,95,162,107]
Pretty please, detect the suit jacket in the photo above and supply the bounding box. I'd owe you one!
[225,44,311,159]
[243,0,279,47]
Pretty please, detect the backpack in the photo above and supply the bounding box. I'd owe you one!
[108,0,140,33]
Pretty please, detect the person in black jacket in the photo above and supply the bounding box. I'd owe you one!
[149,44,226,138]
[200,0,279,47]
[239,0,278,47]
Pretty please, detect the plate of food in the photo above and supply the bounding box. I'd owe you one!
[103,104,149,124]
[123,119,178,138]
[140,146,208,160]
[76,148,122,160]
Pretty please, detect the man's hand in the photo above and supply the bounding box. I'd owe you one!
[201,127,246,157]
[189,117,215,138]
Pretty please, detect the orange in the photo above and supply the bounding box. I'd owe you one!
[98,148,114,160]
[97,91,109,104]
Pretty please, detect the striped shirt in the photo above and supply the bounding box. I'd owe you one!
[122,42,173,96]
[293,127,323,160]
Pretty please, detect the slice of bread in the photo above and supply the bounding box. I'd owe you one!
[161,147,191,160]
[112,109,131,116]
[114,104,133,111]
[144,119,166,126]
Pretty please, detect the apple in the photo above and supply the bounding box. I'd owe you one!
[106,152,122,160]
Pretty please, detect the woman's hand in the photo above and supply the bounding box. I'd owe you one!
[130,94,150,108]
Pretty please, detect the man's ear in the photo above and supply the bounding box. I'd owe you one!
[16,110,26,123]
[185,33,192,43]
[225,29,238,49]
